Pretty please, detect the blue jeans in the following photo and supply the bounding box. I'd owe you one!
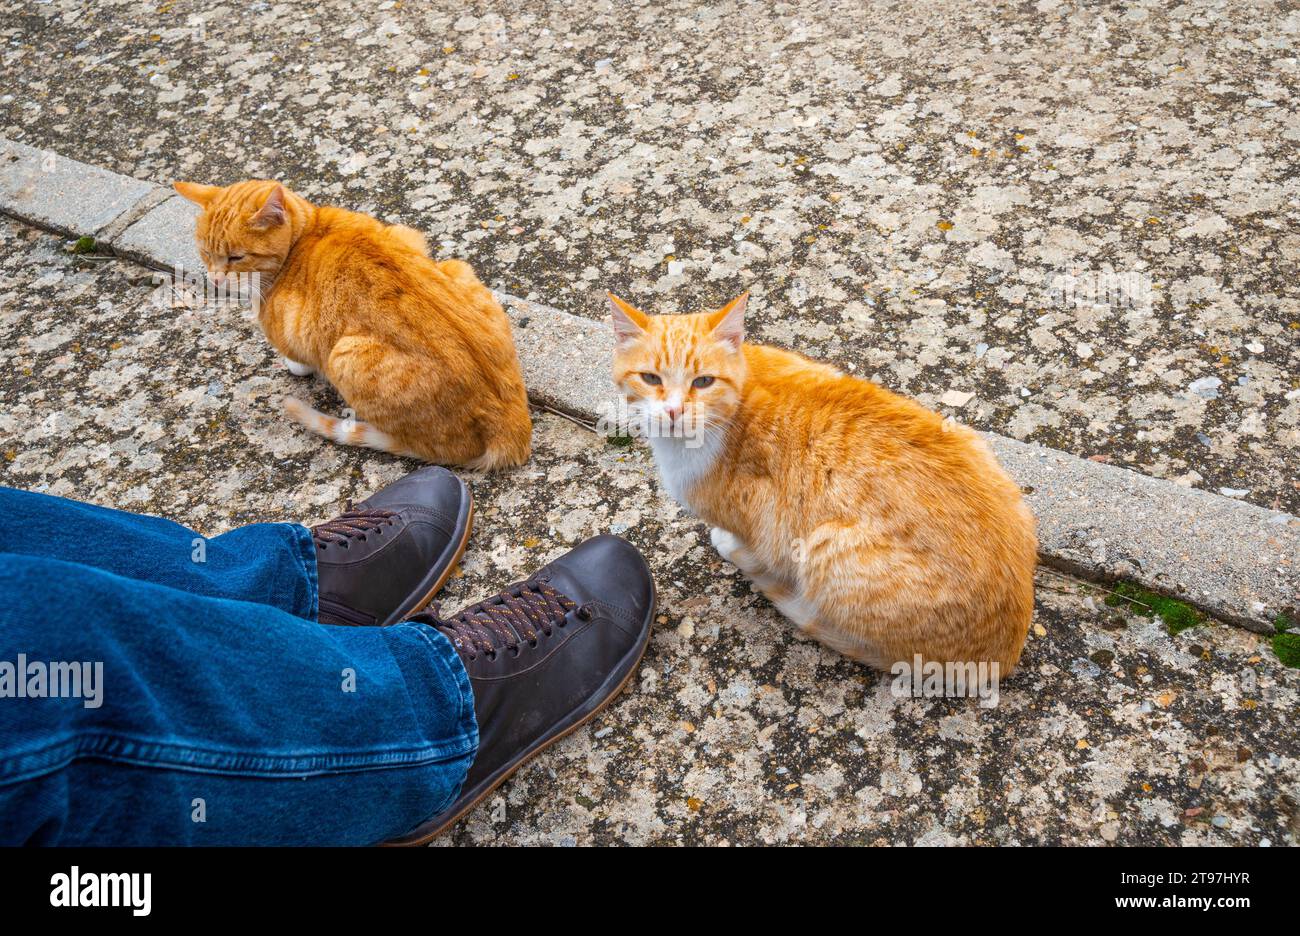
[0,487,477,845]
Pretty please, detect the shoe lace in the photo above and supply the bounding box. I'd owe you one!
[311,506,399,549]
[416,580,585,661]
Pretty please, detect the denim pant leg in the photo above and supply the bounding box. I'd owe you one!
[0,551,477,845]
[0,486,317,619]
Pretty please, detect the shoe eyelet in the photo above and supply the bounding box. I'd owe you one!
[576,604,594,621]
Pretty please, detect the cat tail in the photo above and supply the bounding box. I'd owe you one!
[280,397,414,457]
[462,438,528,472]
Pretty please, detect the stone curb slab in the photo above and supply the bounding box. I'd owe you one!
[501,295,615,420]
[113,193,203,274]
[1,140,1296,633]
[987,436,1296,633]
[0,139,157,239]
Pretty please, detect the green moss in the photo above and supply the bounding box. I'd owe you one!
[1104,581,1202,635]
[606,434,634,448]
[1273,612,1297,634]
[1272,633,1300,669]
[70,236,98,255]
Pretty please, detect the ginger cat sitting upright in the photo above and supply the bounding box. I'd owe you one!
[174,179,531,470]
[609,291,1037,674]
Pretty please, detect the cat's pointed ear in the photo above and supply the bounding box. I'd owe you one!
[608,293,649,346]
[707,292,748,351]
[250,184,287,229]
[173,181,221,207]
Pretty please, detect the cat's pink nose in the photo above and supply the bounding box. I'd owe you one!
[664,405,682,422]
[209,271,226,285]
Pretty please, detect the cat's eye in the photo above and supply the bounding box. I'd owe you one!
[640,372,662,386]
[227,254,246,262]
[692,376,716,389]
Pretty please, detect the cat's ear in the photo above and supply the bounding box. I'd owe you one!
[173,181,221,207]
[249,184,287,229]
[707,292,748,351]
[608,293,649,347]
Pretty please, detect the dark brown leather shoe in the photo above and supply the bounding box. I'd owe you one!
[385,534,655,845]
[311,466,473,627]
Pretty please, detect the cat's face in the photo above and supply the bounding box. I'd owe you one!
[173,180,296,286]
[609,293,748,442]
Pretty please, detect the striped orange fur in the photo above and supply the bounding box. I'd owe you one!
[609,292,1038,674]
[174,180,531,470]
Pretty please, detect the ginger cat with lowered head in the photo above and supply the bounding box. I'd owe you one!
[609,292,1037,674]
[173,180,531,470]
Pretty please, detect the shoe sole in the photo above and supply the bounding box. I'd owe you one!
[379,482,475,627]
[382,570,658,846]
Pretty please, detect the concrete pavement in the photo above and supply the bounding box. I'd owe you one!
[0,217,1295,844]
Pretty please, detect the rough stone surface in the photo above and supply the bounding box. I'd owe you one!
[500,294,617,422]
[0,218,1296,846]
[0,137,154,237]
[3,0,1298,515]
[114,193,203,274]
[988,437,1299,634]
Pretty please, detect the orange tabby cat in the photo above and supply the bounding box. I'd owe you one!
[173,179,531,470]
[609,292,1037,674]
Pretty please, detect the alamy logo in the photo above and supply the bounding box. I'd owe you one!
[890,655,1001,709]
[1046,270,1152,312]
[0,655,103,709]
[149,264,261,313]
[50,867,151,916]
[594,397,707,448]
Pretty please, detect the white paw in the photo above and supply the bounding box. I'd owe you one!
[709,527,742,561]
[283,357,314,377]
[772,592,819,631]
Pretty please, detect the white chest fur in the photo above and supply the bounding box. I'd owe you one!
[648,433,722,510]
